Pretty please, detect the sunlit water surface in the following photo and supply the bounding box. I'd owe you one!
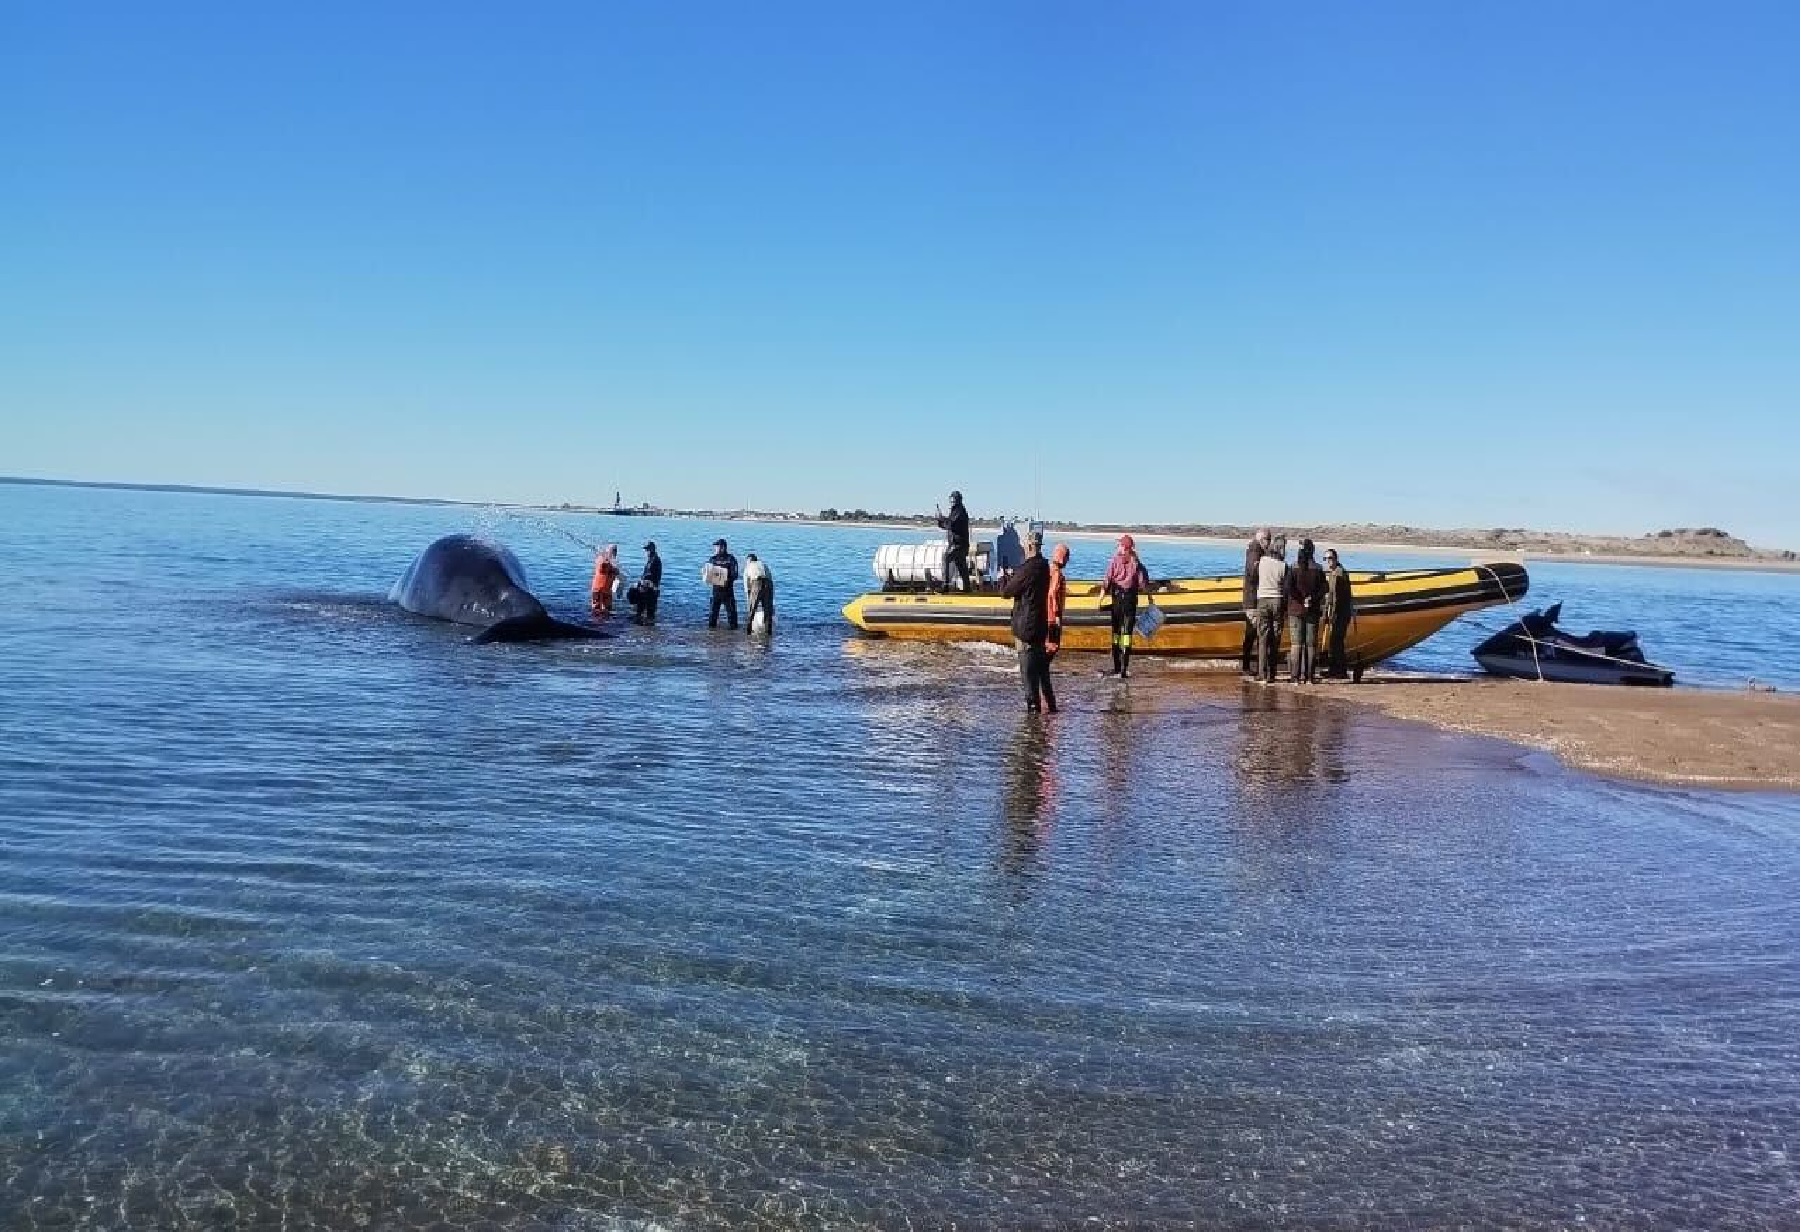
[0,484,1795,1228]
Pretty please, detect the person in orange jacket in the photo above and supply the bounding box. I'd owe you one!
[590,544,621,617]
[1046,543,1070,659]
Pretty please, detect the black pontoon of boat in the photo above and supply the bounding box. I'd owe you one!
[1472,602,1674,686]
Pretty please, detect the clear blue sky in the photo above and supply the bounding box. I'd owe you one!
[4,2,1796,545]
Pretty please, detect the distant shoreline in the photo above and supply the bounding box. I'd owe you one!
[4,474,1795,574]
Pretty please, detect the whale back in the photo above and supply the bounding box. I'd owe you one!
[391,535,545,628]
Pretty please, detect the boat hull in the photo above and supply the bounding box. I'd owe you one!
[1474,652,1674,686]
[843,562,1529,666]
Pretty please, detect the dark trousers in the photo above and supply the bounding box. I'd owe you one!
[944,546,971,592]
[630,583,659,624]
[1255,598,1284,681]
[1241,610,1258,673]
[708,586,738,629]
[1015,637,1056,712]
[1326,613,1351,677]
[1108,590,1140,675]
[1289,616,1319,682]
[746,579,774,634]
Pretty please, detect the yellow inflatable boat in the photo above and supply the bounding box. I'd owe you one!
[842,561,1529,667]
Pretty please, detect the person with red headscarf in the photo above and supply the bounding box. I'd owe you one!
[1101,534,1152,678]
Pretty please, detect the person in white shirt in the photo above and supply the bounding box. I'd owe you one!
[743,553,775,636]
[1254,539,1289,683]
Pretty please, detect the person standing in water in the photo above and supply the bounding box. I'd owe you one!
[1285,538,1327,684]
[1002,532,1056,714]
[935,490,972,593]
[1045,543,1070,660]
[703,538,739,629]
[590,544,621,617]
[1322,547,1356,679]
[743,553,775,636]
[629,540,662,624]
[1101,534,1153,679]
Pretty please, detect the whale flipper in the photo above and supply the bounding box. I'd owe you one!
[472,613,607,644]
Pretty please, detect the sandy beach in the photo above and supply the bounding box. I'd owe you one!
[1317,676,1800,791]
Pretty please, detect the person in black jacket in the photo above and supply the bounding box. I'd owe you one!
[1001,532,1056,714]
[1285,538,1327,683]
[628,540,663,624]
[1240,528,1270,676]
[935,490,972,593]
[704,539,739,629]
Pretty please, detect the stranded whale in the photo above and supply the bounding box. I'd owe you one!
[390,534,604,644]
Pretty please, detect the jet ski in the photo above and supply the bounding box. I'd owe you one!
[1472,602,1674,686]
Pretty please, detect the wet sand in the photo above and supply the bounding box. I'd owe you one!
[1318,677,1800,790]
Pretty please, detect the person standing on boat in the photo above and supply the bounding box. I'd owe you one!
[1241,528,1270,677]
[629,540,662,624]
[1002,531,1057,714]
[1045,543,1070,660]
[703,538,739,629]
[1254,537,1288,683]
[1102,534,1153,679]
[743,553,775,636]
[1322,548,1356,679]
[590,544,622,617]
[1285,539,1327,683]
[935,490,972,593]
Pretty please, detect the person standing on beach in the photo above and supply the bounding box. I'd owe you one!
[629,541,663,624]
[1045,543,1070,660]
[1255,537,1288,683]
[1285,539,1327,683]
[703,538,739,629]
[1322,547,1356,679]
[590,544,621,617]
[1102,534,1153,679]
[743,553,775,636]
[1002,532,1056,714]
[1241,528,1270,677]
[935,490,972,593]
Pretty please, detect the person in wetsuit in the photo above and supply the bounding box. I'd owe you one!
[1102,534,1153,679]
[705,539,739,629]
[935,490,972,593]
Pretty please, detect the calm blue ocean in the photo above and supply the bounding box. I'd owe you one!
[0,481,1795,1228]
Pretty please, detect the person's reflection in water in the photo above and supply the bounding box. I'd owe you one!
[1234,688,1351,790]
[999,716,1058,880]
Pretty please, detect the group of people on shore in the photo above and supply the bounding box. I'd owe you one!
[995,520,1362,713]
[1241,528,1357,685]
[1001,529,1159,714]
[589,538,775,635]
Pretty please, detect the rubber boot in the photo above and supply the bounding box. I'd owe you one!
[1120,646,1131,679]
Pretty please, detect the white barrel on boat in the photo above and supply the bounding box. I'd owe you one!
[872,542,949,583]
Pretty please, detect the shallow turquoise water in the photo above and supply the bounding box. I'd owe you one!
[0,483,1795,1228]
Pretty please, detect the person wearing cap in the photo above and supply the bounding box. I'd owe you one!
[1285,538,1327,683]
[628,540,663,624]
[1001,531,1056,713]
[1321,547,1356,679]
[1101,534,1153,678]
[1045,543,1070,659]
[703,538,739,629]
[935,489,972,593]
[589,544,622,617]
[743,552,775,636]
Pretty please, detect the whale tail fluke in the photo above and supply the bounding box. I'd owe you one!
[473,613,607,644]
